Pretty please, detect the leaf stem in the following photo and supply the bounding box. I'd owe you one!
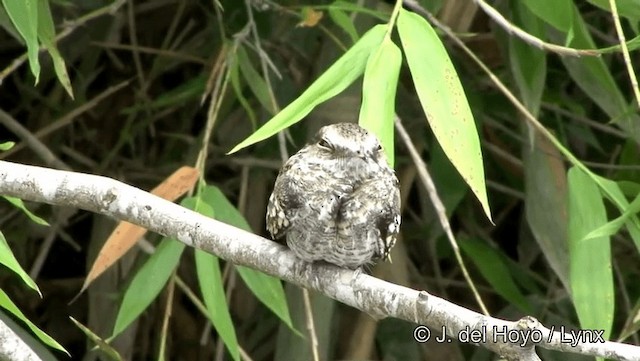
[385,0,404,40]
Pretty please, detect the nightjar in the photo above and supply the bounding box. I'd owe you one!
[266,123,401,269]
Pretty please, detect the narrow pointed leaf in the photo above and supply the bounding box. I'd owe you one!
[192,192,240,361]
[358,37,401,167]
[112,236,186,337]
[2,195,48,226]
[2,0,40,82]
[0,289,68,354]
[82,166,197,295]
[70,317,123,361]
[200,185,293,330]
[37,0,73,98]
[398,9,491,222]
[568,167,614,338]
[328,7,359,44]
[229,25,386,154]
[0,141,15,151]
[583,193,640,240]
[195,250,240,361]
[460,238,532,314]
[0,231,41,296]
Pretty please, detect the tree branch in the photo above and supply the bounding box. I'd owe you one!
[0,319,42,361]
[0,160,638,360]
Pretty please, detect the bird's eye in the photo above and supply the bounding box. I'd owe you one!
[376,144,383,152]
[318,138,332,150]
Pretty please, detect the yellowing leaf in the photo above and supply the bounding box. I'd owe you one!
[79,166,199,295]
[298,7,323,27]
[398,9,492,222]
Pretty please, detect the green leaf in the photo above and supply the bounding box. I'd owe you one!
[123,75,206,114]
[557,4,640,143]
[70,317,123,361]
[583,193,640,241]
[229,25,386,154]
[237,45,276,116]
[618,299,640,341]
[460,238,532,314]
[509,3,570,292]
[2,0,40,82]
[522,0,573,34]
[328,7,359,44]
[615,140,640,182]
[190,192,240,361]
[0,5,21,41]
[591,175,640,253]
[430,141,467,217]
[358,37,401,167]
[0,231,41,296]
[112,221,187,337]
[0,141,15,150]
[324,0,389,21]
[200,185,293,330]
[2,196,49,226]
[229,51,257,129]
[509,1,546,113]
[523,137,570,292]
[195,250,240,361]
[0,289,68,354]
[587,0,640,21]
[597,34,640,54]
[37,0,73,98]
[567,167,614,338]
[397,9,492,222]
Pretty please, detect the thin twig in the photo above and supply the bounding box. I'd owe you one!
[91,42,208,64]
[580,161,640,171]
[242,0,289,163]
[126,0,148,95]
[301,289,320,361]
[216,262,238,361]
[244,0,281,110]
[608,0,640,107]
[158,272,176,359]
[160,0,186,51]
[482,142,523,169]
[541,103,627,139]
[197,52,232,171]
[0,109,70,170]
[174,275,251,360]
[394,117,489,315]
[470,0,599,57]
[486,179,525,200]
[224,157,281,170]
[29,225,58,278]
[0,80,130,160]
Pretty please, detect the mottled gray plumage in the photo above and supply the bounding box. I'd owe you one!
[266,123,401,269]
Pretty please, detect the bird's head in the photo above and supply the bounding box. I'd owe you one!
[313,123,387,165]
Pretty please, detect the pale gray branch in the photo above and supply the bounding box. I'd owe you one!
[0,160,638,360]
[0,319,42,361]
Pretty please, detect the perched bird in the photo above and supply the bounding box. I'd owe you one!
[266,122,401,269]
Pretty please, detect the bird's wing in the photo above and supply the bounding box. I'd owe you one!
[337,175,401,262]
